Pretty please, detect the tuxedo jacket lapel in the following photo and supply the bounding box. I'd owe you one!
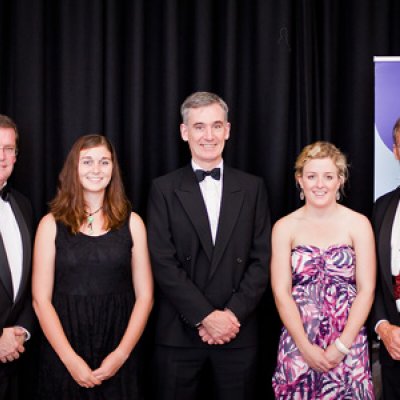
[8,194,31,303]
[209,168,243,279]
[379,190,400,299]
[175,166,214,262]
[0,232,13,300]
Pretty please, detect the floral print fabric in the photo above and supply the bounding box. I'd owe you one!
[272,244,374,399]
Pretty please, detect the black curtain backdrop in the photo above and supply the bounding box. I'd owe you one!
[1,1,400,399]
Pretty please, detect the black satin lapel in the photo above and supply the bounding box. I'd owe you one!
[0,232,13,300]
[379,192,400,297]
[208,172,243,279]
[9,195,31,303]
[175,168,213,261]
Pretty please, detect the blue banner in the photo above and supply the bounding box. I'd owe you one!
[374,56,400,200]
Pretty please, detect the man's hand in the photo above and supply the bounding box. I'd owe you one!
[377,321,400,360]
[0,327,26,363]
[198,309,240,345]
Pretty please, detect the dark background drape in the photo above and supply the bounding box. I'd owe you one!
[1,0,399,398]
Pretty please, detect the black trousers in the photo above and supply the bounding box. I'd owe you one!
[382,363,400,400]
[152,345,257,400]
[0,373,18,400]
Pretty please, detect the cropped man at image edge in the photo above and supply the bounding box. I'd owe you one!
[371,117,400,400]
[0,115,34,400]
[147,91,271,400]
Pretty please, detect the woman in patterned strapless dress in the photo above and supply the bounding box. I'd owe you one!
[32,135,153,399]
[271,141,376,399]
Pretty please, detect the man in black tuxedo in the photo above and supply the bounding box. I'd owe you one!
[0,115,34,400]
[371,116,400,399]
[147,92,271,400]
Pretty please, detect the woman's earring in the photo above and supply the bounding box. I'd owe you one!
[336,191,341,201]
[300,190,305,201]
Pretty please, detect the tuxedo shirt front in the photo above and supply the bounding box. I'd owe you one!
[0,197,23,299]
[192,160,223,244]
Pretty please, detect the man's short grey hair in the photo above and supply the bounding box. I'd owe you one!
[180,92,229,124]
[393,117,400,145]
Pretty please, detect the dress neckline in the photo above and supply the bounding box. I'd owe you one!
[78,229,111,238]
[292,243,354,253]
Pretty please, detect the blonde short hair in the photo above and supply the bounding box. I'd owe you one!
[295,141,348,191]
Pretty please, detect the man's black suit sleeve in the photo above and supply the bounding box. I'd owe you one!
[225,177,271,322]
[147,180,215,327]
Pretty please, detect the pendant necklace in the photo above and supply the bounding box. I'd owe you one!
[85,206,103,234]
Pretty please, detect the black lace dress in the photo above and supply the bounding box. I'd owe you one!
[35,220,141,400]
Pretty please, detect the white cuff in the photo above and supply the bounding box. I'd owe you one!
[16,326,31,341]
[375,319,389,340]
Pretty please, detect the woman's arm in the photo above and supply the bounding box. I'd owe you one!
[271,218,333,372]
[32,214,102,388]
[93,212,154,380]
[325,213,376,363]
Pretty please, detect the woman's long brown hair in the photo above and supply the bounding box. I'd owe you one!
[50,134,130,233]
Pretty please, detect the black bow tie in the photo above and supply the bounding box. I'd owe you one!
[0,185,9,202]
[195,168,221,182]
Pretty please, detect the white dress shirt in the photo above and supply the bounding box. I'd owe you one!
[192,160,223,245]
[391,200,400,311]
[0,195,23,300]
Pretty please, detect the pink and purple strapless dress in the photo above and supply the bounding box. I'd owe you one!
[272,244,374,399]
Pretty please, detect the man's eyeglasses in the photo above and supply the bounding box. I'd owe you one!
[0,146,17,156]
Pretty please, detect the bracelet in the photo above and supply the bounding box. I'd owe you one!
[334,338,350,355]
